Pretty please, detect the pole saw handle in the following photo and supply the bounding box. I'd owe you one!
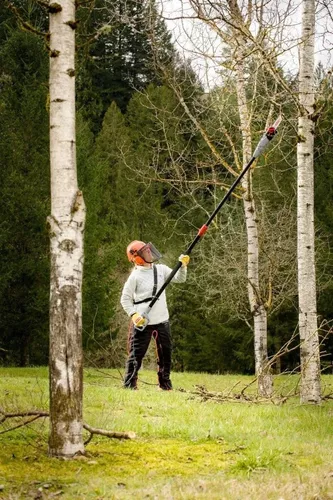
[134,311,151,331]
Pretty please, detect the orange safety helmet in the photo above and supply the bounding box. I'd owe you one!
[127,240,146,266]
[126,240,162,266]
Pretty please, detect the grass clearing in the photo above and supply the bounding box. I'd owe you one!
[1,367,333,499]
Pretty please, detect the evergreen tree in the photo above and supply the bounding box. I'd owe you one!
[82,81,204,359]
[81,102,134,344]
[0,30,49,365]
[81,99,171,354]
[76,0,174,131]
[313,67,333,365]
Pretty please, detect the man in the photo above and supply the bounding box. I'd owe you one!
[120,240,189,390]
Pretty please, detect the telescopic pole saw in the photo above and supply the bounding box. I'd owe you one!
[137,116,282,330]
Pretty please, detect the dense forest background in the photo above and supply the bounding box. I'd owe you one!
[0,0,332,374]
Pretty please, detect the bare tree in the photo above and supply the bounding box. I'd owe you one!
[48,0,86,456]
[155,0,291,396]
[232,26,274,397]
[297,0,321,404]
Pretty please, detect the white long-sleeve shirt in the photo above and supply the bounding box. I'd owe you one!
[120,263,187,325]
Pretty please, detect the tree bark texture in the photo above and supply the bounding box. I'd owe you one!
[48,0,86,456]
[235,43,273,397]
[297,0,321,404]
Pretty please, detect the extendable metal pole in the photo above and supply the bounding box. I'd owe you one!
[139,117,282,327]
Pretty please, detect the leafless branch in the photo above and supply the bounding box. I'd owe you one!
[0,409,136,443]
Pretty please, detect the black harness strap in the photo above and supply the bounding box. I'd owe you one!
[133,265,158,305]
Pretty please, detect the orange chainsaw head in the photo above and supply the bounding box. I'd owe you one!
[126,241,162,266]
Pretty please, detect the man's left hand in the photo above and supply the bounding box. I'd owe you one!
[179,254,190,267]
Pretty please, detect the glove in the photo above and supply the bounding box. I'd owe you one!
[179,254,190,267]
[131,312,146,327]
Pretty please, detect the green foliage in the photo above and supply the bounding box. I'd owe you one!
[76,0,174,131]
[170,288,253,373]
[80,102,130,343]
[0,31,49,365]
[81,99,171,348]
[313,72,333,360]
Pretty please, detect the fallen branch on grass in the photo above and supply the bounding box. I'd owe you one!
[190,385,288,405]
[322,392,333,401]
[0,410,49,431]
[0,409,136,442]
[82,423,136,445]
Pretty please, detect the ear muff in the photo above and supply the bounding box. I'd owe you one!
[126,240,146,265]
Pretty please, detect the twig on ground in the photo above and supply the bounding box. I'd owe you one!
[83,423,136,445]
[0,409,136,442]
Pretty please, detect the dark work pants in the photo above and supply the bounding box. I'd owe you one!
[124,321,172,390]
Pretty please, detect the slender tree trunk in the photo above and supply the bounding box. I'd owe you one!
[297,0,321,404]
[235,43,273,397]
[48,0,86,456]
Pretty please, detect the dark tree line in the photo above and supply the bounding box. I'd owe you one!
[0,0,332,373]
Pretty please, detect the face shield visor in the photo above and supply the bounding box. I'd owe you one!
[136,242,162,263]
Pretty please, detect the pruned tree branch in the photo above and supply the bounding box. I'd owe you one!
[0,410,136,444]
[82,423,136,445]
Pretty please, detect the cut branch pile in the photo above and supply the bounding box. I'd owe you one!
[189,385,289,405]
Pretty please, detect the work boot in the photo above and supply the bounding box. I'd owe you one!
[123,374,138,390]
[124,384,138,390]
[158,374,172,391]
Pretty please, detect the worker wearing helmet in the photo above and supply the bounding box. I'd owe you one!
[120,240,190,390]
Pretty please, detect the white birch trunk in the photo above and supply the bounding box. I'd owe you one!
[235,45,273,397]
[48,0,86,456]
[297,0,321,404]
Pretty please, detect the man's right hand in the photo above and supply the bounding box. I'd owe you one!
[131,313,146,327]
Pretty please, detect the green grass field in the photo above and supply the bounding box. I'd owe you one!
[1,367,333,499]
